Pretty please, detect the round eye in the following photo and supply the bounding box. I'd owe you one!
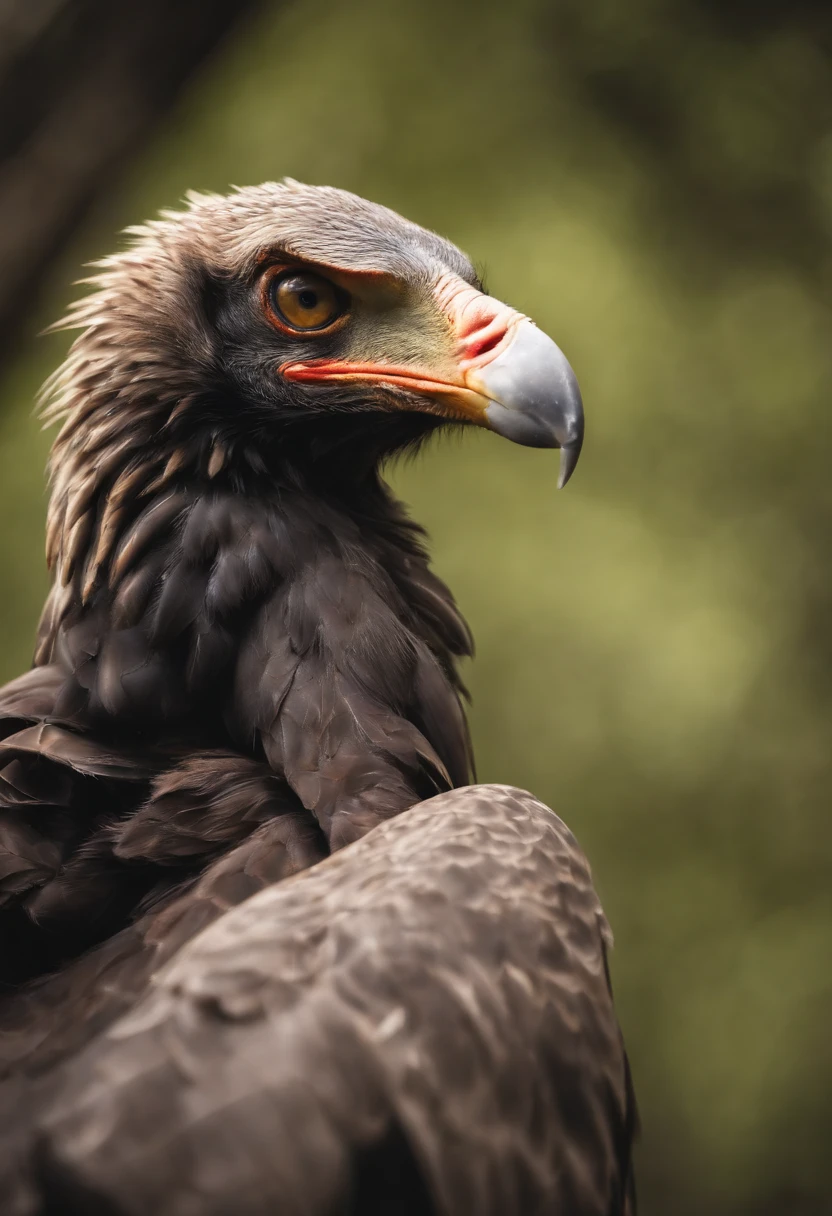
[269,270,345,331]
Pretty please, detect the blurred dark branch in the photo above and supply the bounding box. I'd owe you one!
[0,0,264,369]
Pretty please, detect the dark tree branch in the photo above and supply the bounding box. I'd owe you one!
[0,0,265,367]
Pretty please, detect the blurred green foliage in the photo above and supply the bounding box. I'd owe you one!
[1,0,831,1210]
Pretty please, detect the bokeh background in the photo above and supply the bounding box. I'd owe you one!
[1,1,831,1211]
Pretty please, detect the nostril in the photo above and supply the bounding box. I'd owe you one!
[460,314,511,363]
[436,275,517,363]
[466,327,504,359]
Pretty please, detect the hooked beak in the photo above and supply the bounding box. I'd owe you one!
[463,318,584,489]
[280,275,585,487]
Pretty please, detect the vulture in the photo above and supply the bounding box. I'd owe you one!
[0,182,636,1215]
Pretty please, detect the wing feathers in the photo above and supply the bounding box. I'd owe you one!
[2,786,635,1216]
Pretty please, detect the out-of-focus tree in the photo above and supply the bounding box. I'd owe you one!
[0,0,264,364]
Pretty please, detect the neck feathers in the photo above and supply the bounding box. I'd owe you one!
[37,429,475,844]
[37,243,475,845]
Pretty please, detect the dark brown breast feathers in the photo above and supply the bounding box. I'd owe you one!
[0,477,473,993]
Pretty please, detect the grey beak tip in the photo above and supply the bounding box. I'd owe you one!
[557,437,583,489]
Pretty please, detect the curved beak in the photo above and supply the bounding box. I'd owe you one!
[279,273,585,487]
[463,319,584,488]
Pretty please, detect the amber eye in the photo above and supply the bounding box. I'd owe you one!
[269,270,345,331]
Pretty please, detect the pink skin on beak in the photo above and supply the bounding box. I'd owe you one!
[433,274,526,375]
[280,273,585,485]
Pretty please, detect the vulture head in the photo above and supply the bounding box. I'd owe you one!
[45,182,582,563]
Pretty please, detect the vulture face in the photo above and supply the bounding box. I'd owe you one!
[53,181,583,491]
[213,184,584,486]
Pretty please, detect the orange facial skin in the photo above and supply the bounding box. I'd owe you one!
[279,272,528,426]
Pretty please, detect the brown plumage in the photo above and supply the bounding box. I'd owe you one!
[0,182,632,1214]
